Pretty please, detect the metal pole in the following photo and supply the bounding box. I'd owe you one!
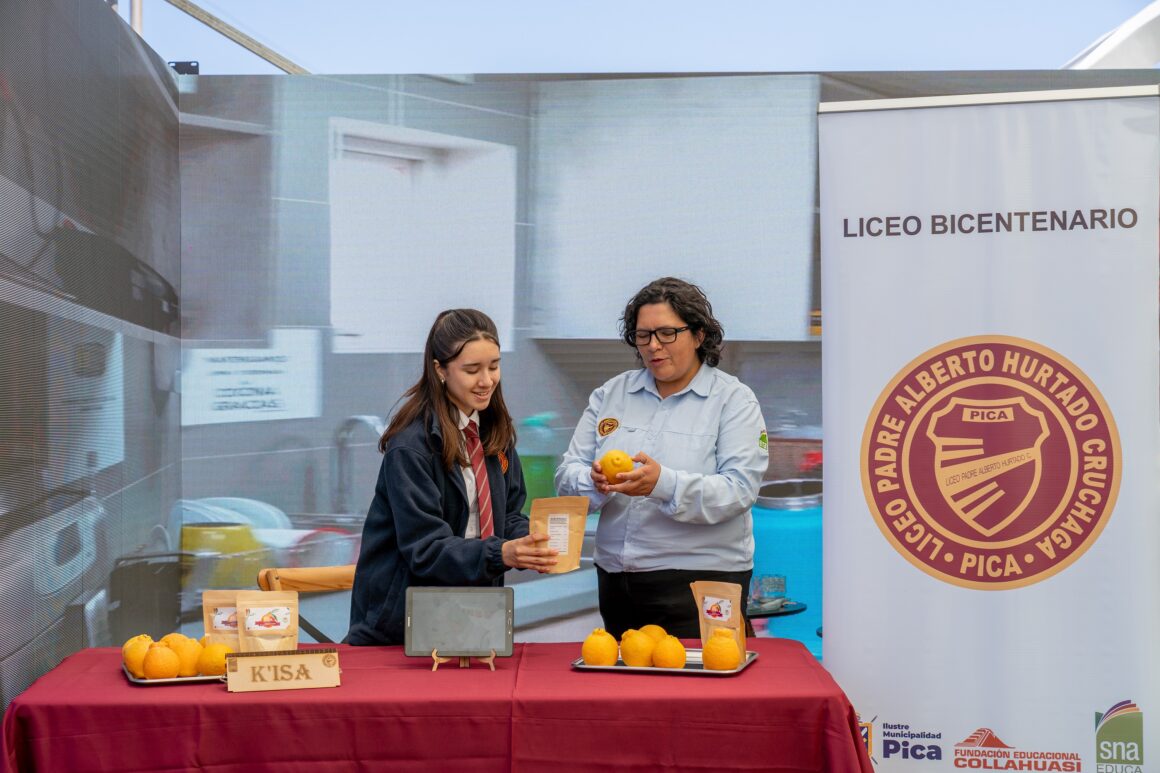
[161,0,310,74]
[131,0,142,34]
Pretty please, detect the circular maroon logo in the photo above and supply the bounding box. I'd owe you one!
[861,335,1120,589]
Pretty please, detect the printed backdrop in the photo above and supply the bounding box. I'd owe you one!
[820,89,1160,770]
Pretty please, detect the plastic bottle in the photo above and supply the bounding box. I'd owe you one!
[517,412,559,509]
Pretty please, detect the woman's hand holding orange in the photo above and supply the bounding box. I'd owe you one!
[593,449,635,494]
[597,451,660,497]
[591,459,611,493]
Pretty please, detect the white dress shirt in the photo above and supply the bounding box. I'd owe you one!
[555,365,768,572]
[456,409,483,539]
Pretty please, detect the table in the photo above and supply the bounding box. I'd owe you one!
[514,639,870,772]
[4,640,871,773]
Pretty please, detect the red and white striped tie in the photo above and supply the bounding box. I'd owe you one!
[465,420,494,538]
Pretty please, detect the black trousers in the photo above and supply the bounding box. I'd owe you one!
[595,564,753,640]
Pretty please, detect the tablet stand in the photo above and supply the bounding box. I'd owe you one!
[430,649,497,671]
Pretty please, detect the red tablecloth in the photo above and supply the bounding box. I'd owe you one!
[515,639,870,772]
[3,640,871,773]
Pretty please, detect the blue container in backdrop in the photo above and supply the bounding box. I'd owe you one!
[751,479,823,659]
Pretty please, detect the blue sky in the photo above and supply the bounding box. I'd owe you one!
[118,1,1152,75]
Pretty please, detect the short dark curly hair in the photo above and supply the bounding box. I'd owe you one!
[619,277,724,367]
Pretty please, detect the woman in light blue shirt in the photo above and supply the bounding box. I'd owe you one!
[555,277,769,638]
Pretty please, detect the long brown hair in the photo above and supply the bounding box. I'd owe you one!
[380,308,516,470]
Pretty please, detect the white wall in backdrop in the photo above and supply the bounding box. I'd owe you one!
[533,75,818,341]
[328,120,516,354]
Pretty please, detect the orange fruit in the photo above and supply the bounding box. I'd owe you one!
[159,632,190,648]
[652,635,687,669]
[199,634,209,648]
[142,643,181,680]
[619,629,655,667]
[122,633,153,656]
[598,449,634,485]
[170,637,204,677]
[581,628,619,666]
[121,635,153,678]
[197,643,234,676]
[638,624,667,642]
[701,628,742,671]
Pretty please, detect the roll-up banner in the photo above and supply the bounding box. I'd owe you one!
[820,87,1160,771]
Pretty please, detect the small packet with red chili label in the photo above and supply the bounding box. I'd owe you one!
[689,580,746,654]
[236,590,299,652]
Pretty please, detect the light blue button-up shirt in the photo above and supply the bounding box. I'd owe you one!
[555,364,768,572]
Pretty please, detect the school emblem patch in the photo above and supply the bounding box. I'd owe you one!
[861,335,1119,589]
[597,418,619,437]
[927,396,1047,538]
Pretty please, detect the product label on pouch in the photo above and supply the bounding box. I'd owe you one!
[701,595,733,621]
[546,513,571,553]
[245,606,292,632]
[212,606,239,630]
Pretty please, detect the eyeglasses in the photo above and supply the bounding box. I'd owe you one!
[629,326,691,346]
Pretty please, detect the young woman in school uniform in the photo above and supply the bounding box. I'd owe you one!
[348,308,555,646]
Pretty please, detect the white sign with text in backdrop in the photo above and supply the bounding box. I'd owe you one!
[820,88,1159,771]
[181,328,322,426]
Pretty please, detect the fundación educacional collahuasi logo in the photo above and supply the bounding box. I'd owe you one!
[861,335,1120,589]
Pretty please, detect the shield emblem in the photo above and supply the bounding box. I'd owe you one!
[859,722,873,757]
[925,397,1049,537]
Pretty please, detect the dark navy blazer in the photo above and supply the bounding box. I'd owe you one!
[347,413,529,646]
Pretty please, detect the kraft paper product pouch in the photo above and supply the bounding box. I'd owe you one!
[236,590,300,652]
[690,580,747,654]
[528,496,588,574]
[202,589,240,650]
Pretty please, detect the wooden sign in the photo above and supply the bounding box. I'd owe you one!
[225,648,341,692]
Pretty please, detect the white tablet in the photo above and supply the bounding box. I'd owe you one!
[404,586,514,658]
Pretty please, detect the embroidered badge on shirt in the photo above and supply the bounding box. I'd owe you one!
[758,430,768,451]
[498,451,509,473]
[597,418,619,437]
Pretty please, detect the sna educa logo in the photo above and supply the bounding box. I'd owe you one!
[1095,700,1143,772]
[862,335,1120,589]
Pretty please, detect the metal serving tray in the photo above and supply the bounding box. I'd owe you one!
[122,664,224,686]
[571,648,757,676]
